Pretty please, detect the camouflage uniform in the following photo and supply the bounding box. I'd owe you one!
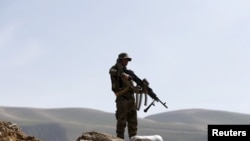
[109,53,137,139]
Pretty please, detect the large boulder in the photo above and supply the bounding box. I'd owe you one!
[76,131,123,141]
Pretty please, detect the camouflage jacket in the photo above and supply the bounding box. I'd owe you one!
[109,63,133,94]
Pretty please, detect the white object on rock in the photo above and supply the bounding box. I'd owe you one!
[129,135,163,141]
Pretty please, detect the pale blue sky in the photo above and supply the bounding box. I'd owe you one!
[0,0,249,118]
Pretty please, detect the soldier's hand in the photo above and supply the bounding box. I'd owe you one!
[133,86,143,94]
[142,78,149,94]
[143,78,149,86]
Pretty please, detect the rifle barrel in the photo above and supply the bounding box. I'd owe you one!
[158,99,168,109]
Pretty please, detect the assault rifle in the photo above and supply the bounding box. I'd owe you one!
[123,69,168,112]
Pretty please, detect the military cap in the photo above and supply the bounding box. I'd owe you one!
[118,52,132,61]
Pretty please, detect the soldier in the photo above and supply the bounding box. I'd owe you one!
[109,52,138,139]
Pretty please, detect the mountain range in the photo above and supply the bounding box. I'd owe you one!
[0,106,250,141]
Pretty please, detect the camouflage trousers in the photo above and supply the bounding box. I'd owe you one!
[115,96,137,139]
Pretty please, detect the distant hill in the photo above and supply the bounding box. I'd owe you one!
[145,108,250,124]
[0,106,250,141]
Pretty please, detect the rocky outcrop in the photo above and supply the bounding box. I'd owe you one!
[0,121,43,141]
[76,131,123,141]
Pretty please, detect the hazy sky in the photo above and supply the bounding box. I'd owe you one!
[0,0,249,118]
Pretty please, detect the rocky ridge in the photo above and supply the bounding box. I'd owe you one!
[0,121,123,141]
[0,121,43,141]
